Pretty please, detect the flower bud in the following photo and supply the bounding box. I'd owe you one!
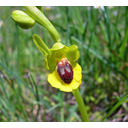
[11,10,35,29]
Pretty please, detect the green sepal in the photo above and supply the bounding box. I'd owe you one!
[44,53,56,70]
[66,45,80,61]
[50,43,68,51]
[32,34,56,70]
[50,43,69,63]
[11,10,35,29]
[33,34,50,55]
[44,43,69,70]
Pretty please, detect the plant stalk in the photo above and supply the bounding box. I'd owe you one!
[24,6,61,43]
[72,88,89,122]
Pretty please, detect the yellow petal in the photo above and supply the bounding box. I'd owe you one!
[59,85,73,92]
[48,68,61,88]
[71,62,82,81]
[69,79,82,90]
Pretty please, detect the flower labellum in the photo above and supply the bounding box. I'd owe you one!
[57,58,73,84]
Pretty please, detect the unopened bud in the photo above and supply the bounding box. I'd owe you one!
[11,10,35,29]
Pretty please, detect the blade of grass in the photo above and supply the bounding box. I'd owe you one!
[0,102,10,121]
[99,20,108,43]
[47,103,61,113]
[10,77,29,121]
[70,6,84,34]
[102,94,128,122]
[119,28,128,58]
[0,63,36,95]
[65,7,70,46]
[30,74,40,121]
[0,72,8,100]
[101,6,111,47]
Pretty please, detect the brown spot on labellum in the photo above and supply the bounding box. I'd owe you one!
[57,58,73,84]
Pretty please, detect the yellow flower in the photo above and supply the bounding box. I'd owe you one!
[32,34,82,92]
[48,59,82,92]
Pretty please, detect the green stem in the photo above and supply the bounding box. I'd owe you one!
[72,88,89,122]
[24,6,61,43]
[36,6,43,12]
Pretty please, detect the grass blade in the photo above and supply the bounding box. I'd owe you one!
[102,94,128,122]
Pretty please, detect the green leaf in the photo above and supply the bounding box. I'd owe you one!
[120,28,128,58]
[11,10,35,29]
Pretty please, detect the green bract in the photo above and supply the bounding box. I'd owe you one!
[32,34,80,71]
[11,10,35,29]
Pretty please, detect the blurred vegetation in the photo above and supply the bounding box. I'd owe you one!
[0,6,128,122]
